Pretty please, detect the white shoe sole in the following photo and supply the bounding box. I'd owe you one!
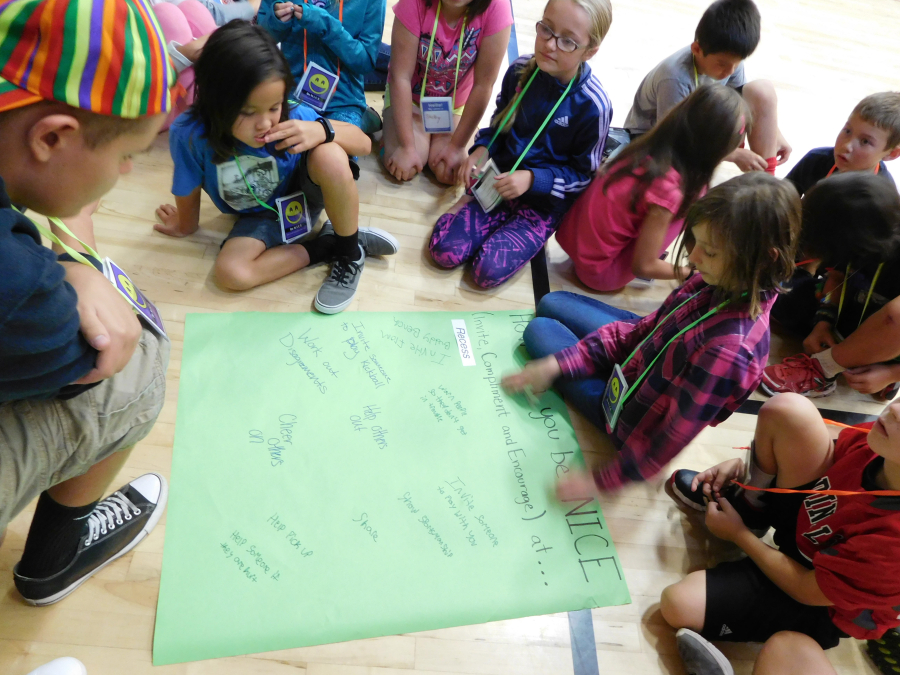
[676,628,734,675]
[25,474,169,607]
[667,474,706,512]
[759,378,836,398]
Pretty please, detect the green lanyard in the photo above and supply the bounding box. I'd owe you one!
[14,206,102,269]
[692,58,699,87]
[837,262,884,330]
[480,66,575,173]
[420,1,467,109]
[617,290,738,407]
[233,155,279,215]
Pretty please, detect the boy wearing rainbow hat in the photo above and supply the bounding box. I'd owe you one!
[0,0,173,605]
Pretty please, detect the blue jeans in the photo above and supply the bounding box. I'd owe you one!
[523,292,639,429]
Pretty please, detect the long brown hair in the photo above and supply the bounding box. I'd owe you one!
[602,84,748,220]
[491,0,612,134]
[676,173,801,318]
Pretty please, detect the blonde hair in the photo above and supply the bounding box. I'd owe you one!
[491,0,612,134]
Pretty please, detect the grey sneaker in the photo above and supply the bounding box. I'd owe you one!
[314,244,365,314]
[319,221,399,257]
[676,629,733,675]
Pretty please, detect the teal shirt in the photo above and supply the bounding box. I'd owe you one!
[259,0,386,126]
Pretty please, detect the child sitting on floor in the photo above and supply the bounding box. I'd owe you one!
[556,84,748,292]
[257,0,386,131]
[762,173,900,399]
[786,92,900,197]
[381,0,513,183]
[662,393,900,675]
[502,173,800,493]
[429,0,612,288]
[153,21,398,313]
[623,0,791,174]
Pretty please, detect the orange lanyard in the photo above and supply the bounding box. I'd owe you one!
[732,420,900,497]
[303,0,344,78]
[825,163,881,178]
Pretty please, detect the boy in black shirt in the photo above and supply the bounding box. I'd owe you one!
[0,0,172,605]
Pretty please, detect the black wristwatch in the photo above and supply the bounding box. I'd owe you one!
[317,117,335,144]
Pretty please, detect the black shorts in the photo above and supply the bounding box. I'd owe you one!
[702,485,847,649]
[703,557,845,649]
[222,153,359,250]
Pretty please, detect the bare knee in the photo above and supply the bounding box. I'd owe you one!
[753,631,836,675]
[215,258,257,291]
[308,143,354,187]
[743,79,778,115]
[660,574,706,631]
[758,392,815,427]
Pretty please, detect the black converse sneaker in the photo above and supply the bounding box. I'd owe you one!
[13,473,168,606]
[676,629,734,675]
[666,469,771,536]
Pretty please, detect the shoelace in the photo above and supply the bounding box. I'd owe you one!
[84,491,141,546]
[778,354,827,382]
[328,257,361,288]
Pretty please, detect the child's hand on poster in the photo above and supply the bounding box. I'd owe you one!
[555,469,599,502]
[501,356,561,397]
[494,170,534,200]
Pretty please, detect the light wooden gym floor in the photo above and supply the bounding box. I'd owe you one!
[1,0,898,672]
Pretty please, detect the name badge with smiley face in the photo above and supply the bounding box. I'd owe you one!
[276,191,311,243]
[295,61,339,112]
[102,257,167,338]
[601,363,628,431]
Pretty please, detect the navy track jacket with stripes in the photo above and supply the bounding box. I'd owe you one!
[471,55,612,213]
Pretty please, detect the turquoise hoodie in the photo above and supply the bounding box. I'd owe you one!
[259,0,386,126]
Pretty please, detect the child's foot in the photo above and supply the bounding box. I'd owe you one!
[26,658,88,675]
[315,244,365,314]
[760,353,837,397]
[676,629,734,675]
[13,473,168,606]
[666,469,770,536]
[319,221,399,257]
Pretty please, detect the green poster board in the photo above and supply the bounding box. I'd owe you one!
[153,311,631,665]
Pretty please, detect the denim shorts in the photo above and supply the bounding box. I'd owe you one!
[0,329,170,531]
[222,151,358,250]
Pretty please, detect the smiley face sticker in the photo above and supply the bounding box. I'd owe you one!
[308,73,330,95]
[276,191,311,243]
[295,61,338,112]
[284,200,304,224]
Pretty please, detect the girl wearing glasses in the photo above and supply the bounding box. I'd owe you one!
[429,0,613,288]
[382,0,513,184]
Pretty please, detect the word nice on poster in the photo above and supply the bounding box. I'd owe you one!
[153,311,631,664]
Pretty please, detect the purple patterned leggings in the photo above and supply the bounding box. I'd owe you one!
[429,198,562,288]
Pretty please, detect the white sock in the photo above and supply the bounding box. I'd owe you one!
[167,41,193,75]
[742,442,776,509]
[812,348,845,379]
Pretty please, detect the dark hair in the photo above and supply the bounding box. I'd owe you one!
[190,21,294,162]
[852,92,900,150]
[602,84,749,219]
[695,0,760,59]
[676,173,800,318]
[424,0,493,19]
[799,173,900,269]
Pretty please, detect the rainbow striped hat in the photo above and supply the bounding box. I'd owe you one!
[0,0,172,117]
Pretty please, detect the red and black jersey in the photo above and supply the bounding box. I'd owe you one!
[794,423,900,640]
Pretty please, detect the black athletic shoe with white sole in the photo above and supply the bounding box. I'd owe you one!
[676,629,734,675]
[13,473,168,606]
[666,469,771,536]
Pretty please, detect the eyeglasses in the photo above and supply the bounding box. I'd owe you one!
[535,21,585,53]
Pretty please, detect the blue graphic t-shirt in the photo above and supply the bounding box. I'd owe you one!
[169,104,320,215]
